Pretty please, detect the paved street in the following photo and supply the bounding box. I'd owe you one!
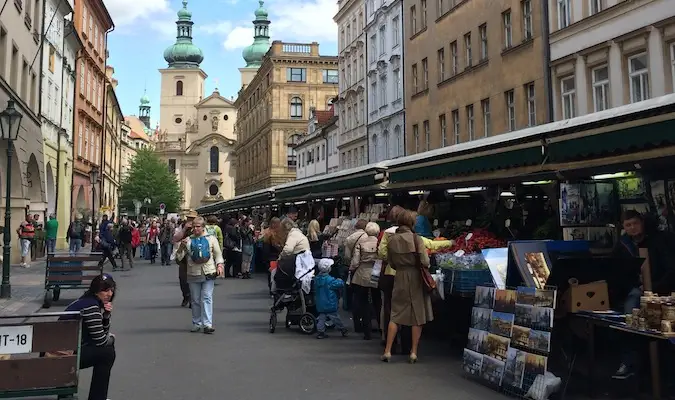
[39,259,508,400]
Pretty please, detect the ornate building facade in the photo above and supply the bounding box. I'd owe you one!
[234,2,339,194]
[102,66,122,217]
[155,1,237,212]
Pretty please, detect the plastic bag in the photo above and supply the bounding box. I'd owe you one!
[370,260,382,284]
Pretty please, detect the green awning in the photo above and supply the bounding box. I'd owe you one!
[275,173,378,201]
[548,119,675,162]
[196,190,273,214]
[389,146,542,183]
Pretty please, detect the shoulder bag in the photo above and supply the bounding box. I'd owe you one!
[413,234,441,302]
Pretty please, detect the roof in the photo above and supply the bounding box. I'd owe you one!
[315,110,333,126]
[124,116,151,142]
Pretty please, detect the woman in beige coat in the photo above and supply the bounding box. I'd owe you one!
[349,222,381,340]
[381,210,433,363]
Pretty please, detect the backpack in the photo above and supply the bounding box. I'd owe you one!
[71,221,84,237]
[189,235,211,264]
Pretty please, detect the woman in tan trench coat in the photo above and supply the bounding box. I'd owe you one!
[381,210,433,363]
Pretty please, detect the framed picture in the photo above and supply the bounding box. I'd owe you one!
[509,242,553,289]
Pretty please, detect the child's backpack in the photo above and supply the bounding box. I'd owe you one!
[189,235,211,264]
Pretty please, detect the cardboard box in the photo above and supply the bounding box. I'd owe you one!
[559,279,610,313]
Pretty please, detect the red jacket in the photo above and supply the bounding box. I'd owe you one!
[131,228,140,248]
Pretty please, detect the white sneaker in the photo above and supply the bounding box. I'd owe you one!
[24,263,30,268]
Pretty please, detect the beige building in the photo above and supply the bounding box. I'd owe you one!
[102,66,123,217]
[155,1,237,211]
[404,0,548,155]
[549,0,675,121]
[234,41,339,194]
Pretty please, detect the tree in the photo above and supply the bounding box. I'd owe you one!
[119,148,182,214]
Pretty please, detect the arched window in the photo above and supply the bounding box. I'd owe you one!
[176,80,184,96]
[209,146,219,173]
[372,134,378,162]
[290,97,303,119]
[393,125,401,158]
[383,130,390,159]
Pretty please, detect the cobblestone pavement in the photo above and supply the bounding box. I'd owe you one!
[0,261,47,317]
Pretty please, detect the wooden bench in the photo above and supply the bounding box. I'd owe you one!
[0,311,82,398]
[44,253,104,308]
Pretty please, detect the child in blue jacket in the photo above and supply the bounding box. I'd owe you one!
[314,259,348,339]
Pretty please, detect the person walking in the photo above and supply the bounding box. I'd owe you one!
[16,215,35,268]
[240,217,255,279]
[147,221,159,264]
[159,221,174,266]
[177,217,224,333]
[223,218,242,278]
[131,222,140,258]
[67,214,86,256]
[45,214,59,254]
[98,224,120,271]
[314,259,348,339]
[350,222,381,340]
[117,220,134,270]
[173,212,197,307]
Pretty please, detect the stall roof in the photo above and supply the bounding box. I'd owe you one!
[196,187,274,214]
[386,93,675,184]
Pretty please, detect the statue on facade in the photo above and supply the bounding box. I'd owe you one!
[212,116,219,131]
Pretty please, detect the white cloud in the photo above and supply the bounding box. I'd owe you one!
[224,27,254,50]
[200,21,234,35]
[103,0,170,26]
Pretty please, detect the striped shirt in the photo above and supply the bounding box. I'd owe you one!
[63,296,112,346]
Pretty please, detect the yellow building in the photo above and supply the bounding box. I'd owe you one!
[102,66,123,218]
[234,5,339,195]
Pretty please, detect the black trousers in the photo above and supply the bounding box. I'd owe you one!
[160,242,172,264]
[225,250,241,277]
[352,284,381,338]
[98,248,118,270]
[80,344,116,400]
[178,262,190,301]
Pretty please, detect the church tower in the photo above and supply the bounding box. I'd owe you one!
[239,1,271,89]
[159,0,207,143]
[139,91,151,128]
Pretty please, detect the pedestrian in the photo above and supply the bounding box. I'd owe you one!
[61,273,116,400]
[240,217,255,279]
[131,222,140,258]
[16,214,35,268]
[44,214,59,254]
[117,219,134,270]
[173,212,197,307]
[350,222,381,340]
[223,218,242,278]
[159,221,174,266]
[205,215,224,250]
[99,224,119,271]
[177,216,224,333]
[67,214,86,256]
[314,258,348,339]
[147,221,159,264]
[139,222,148,259]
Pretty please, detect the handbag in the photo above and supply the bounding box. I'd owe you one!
[413,234,441,302]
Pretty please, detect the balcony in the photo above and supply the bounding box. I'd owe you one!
[269,41,320,57]
[155,141,186,152]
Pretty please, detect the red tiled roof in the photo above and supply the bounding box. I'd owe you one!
[315,110,333,126]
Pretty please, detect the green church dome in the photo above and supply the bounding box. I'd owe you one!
[163,0,204,68]
[140,93,150,105]
[242,1,271,68]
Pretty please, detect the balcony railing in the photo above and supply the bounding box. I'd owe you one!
[155,141,186,152]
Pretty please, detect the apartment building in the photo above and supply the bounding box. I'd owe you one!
[102,66,122,217]
[71,0,113,218]
[549,0,675,120]
[334,0,368,170]
[296,106,336,179]
[366,0,405,162]
[0,0,48,261]
[404,0,548,155]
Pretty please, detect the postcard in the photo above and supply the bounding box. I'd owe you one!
[490,311,515,338]
[524,353,547,377]
[485,333,510,362]
[474,286,495,309]
[524,252,551,289]
[516,287,536,306]
[533,289,556,308]
[528,330,551,353]
[471,307,492,331]
[481,355,505,385]
[467,328,488,353]
[531,306,554,331]
[511,325,531,348]
[494,289,517,313]
[463,349,483,377]
[515,304,533,327]
[482,248,508,290]
[503,347,527,388]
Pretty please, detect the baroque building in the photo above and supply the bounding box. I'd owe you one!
[365,0,405,162]
[234,2,339,194]
[102,66,122,217]
[155,1,237,212]
[334,0,368,170]
[40,0,82,248]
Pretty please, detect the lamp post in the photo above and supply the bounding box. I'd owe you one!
[0,101,23,299]
[89,166,99,247]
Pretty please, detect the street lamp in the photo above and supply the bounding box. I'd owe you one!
[0,101,23,299]
[89,166,99,247]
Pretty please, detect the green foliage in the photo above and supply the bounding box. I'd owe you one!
[119,148,182,213]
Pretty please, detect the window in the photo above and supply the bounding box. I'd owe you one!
[346,24,351,44]
[671,43,675,93]
[168,159,177,174]
[410,5,417,33]
[592,65,609,112]
[481,99,491,137]
[393,68,401,100]
[452,109,460,144]
[421,0,427,29]
[48,45,55,72]
[439,114,447,146]
[526,82,536,126]
[209,146,219,172]
[412,63,418,93]
[82,6,87,35]
[371,81,378,109]
[423,120,430,150]
[380,75,387,105]
[464,33,472,67]
[628,53,650,103]
[438,0,446,15]
[394,125,402,157]
[422,58,428,89]
[392,16,399,46]
[558,0,570,29]
[176,80,183,96]
[208,184,219,196]
[323,69,338,83]
[437,48,445,81]
[321,144,325,160]
[503,10,512,48]
[370,34,377,58]
[479,24,488,60]
[0,28,6,76]
[450,41,458,74]
[290,97,303,119]
[287,68,306,82]
[383,130,390,159]
[522,0,533,39]
[78,122,83,156]
[379,25,386,55]
[505,90,516,131]
[590,0,602,15]
[466,105,475,140]
[560,76,576,119]
[372,134,379,161]
[413,124,419,153]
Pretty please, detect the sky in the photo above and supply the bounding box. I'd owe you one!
[103,0,339,124]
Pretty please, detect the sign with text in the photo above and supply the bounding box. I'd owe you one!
[0,325,33,354]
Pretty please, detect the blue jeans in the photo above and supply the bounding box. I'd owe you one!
[46,238,56,254]
[317,312,345,333]
[189,279,215,328]
[69,238,82,255]
[620,287,642,368]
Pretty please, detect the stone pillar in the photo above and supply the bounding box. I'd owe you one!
[609,41,624,108]
[310,42,320,57]
[575,55,589,116]
[648,27,666,98]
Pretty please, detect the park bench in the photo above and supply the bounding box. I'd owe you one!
[0,311,82,398]
[43,253,104,308]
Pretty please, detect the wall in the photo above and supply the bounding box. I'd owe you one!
[158,67,206,143]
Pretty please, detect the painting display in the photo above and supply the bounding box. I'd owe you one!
[650,180,669,231]
[560,182,616,226]
[509,242,554,289]
[524,252,550,289]
[482,248,508,290]
[463,285,556,394]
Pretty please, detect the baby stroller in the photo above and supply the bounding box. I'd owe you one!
[269,255,318,334]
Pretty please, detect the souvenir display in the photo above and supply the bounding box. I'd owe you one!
[624,292,675,336]
[509,242,553,289]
